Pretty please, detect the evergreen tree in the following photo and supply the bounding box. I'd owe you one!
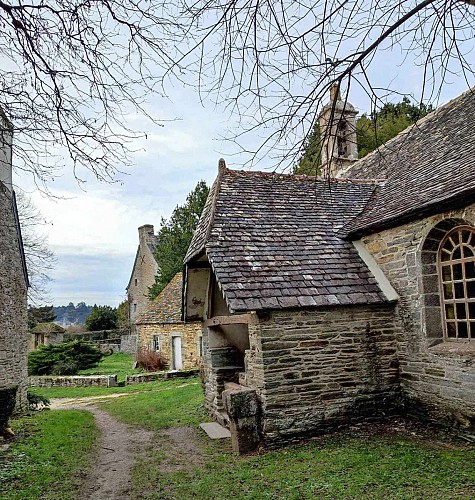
[85,305,119,331]
[28,305,57,329]
[294,98,433,176]
[357,98,433,158]
[149,181,210,299]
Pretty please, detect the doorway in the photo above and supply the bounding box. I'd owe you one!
[172,336,183,370]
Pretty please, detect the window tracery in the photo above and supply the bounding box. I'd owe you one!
[438,226,475,340]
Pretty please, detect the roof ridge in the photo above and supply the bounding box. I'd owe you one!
[224,166,383,185]
[204,162,226,245]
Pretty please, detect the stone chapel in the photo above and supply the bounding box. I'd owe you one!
[183,87,475,451]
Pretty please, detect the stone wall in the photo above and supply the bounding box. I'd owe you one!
[30,375,117,388]
[125,369,199,384]
[362,203,475,430]
[246,306,399,446]
[0,184,28,412]
[120,333,137,354]
[136,322,202,370]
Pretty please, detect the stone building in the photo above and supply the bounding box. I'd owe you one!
[29,322,66,351]
[0,107,29,423]
[136,272,201,370]
[183,88,475,451]
[127,224,159,333]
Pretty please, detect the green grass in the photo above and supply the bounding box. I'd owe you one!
[99,380,206,430]
[132,432,475,499]
[13,380,475,500]
[78,352,142,382]
[0,410,98,500]
[29,377,200,399]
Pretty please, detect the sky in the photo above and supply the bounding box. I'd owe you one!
[12,16,474,308]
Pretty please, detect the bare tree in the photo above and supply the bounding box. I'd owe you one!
[0,1,182,187]
[167,0,475,168]
[1,1,474,179]
[15,191,55,305]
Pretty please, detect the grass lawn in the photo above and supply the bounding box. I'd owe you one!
[134,433,475,500]
[29,377,200,399]
[78,352,142,382]
[99,380,207,430]
[0,410,98,500]
[10,380,475,499]
[94,382,475,500]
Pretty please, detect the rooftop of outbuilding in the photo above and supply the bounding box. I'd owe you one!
[136,272,183,324]
[185,168,387,313]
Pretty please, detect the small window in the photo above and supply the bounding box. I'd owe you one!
[134,278,138,286]
[439,226,475,341]
[133,303,137,312]
[152,335,160,351]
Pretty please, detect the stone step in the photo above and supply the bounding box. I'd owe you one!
[199,422,231,439]
[216,410,231,428]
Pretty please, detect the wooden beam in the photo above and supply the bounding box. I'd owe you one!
[203,314,256,327]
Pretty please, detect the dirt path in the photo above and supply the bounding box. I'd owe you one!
[59,403,154,499]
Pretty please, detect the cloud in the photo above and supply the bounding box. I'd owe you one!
[50,252,131,307]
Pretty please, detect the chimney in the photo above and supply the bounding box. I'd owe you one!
[0,108,13,193]
[329,83,341,103]
[218,158,226,172]
[138,224,155,245]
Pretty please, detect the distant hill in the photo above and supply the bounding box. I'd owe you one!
[53,302,93,326]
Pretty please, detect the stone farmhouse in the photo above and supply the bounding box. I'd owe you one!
[0,107,29,426]
[136,272,201,370]
[183,88,475,451]
[127,224,159,333]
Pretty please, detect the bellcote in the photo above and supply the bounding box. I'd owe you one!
[318,84,358,177]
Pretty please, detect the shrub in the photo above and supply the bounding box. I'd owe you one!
[28,340,103,376]
[27,392,50,411]
[136,348,167,372]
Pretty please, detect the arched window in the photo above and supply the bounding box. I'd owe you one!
[438,226,475,340]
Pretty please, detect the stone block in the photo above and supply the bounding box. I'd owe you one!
[222,385,260,453]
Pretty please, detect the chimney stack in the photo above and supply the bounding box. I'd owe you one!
[329,83,341,103]
[138,224,155,245]
[0,108,13,193]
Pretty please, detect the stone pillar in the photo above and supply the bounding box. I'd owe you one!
[222,382,260,453]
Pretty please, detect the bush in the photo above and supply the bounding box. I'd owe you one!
[136,348,167,372]
[27,392,50,411]
[28,340,103,376]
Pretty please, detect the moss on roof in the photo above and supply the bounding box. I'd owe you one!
[30,322,66,334]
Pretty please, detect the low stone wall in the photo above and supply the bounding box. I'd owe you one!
[126,369,199,385]
[29,375,118,388]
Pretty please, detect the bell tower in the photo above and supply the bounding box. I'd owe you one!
[318,84,358,177]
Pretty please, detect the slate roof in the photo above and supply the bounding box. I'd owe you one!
[341,88,475,238]
[136,272,183,324]
[185,167,388,313]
